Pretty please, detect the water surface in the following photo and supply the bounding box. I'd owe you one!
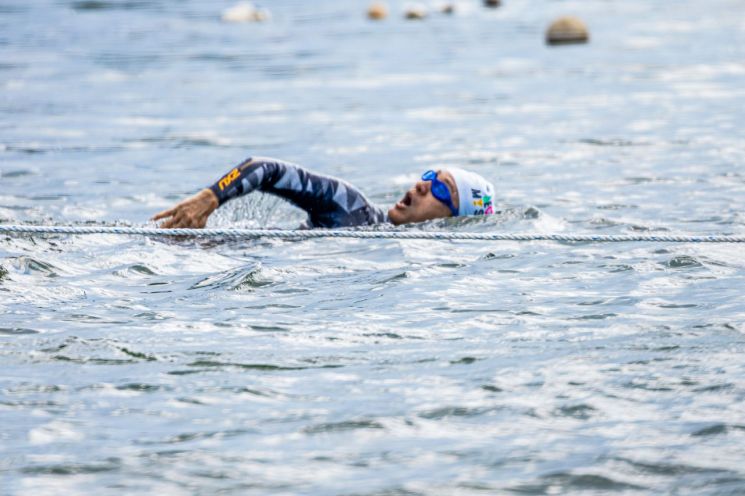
[1,0,745,494]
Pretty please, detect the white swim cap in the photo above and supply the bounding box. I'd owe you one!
[446,168,496,216]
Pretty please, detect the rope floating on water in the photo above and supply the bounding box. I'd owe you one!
[1,224,744,243]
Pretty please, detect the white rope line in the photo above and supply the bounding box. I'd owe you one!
[1,224,744,243]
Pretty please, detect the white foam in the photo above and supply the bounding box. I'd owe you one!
[390,172,420,187]
[29,421,84,445]
[222,2,270,23]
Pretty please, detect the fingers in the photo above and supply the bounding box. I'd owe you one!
[151,207,177,221]
[153,208,183,229]
[158,217,175,229]
[156,212,180,229]
[152,193,213,229]
[156,210,205,229]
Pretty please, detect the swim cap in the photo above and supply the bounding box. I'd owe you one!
[446,168,496,216]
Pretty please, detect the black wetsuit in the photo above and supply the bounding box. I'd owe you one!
[208,157,388,228]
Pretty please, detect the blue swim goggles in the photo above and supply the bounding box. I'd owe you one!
[422,170,458,217]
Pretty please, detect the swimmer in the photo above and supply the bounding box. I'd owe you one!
[152,157,495,228]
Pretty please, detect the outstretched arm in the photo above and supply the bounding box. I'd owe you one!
[152,157,384,229]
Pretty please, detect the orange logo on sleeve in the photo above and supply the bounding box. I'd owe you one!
[218,168,240,191]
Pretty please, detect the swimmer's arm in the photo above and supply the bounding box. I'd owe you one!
[208,157,359,223]
[152,157,282,229]
[152,157,260,228]
[153,157,364,228]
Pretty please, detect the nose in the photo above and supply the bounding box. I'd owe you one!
[415,180,430,195]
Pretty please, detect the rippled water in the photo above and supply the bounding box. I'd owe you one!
[2,0,745,494]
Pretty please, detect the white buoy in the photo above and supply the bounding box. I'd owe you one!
[221,2,270,23]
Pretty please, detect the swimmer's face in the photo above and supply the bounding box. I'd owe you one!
[388,170,459,225]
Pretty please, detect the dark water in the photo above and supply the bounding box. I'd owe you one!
[2,0,745,494]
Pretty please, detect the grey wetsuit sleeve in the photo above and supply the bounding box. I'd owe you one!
[208,157,388,228]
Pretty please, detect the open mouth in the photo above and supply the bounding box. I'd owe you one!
[396,191,413,209]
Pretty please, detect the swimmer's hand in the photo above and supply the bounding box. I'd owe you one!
[151,189,219,229]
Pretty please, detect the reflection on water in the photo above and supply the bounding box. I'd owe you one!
[2,0,745,494]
